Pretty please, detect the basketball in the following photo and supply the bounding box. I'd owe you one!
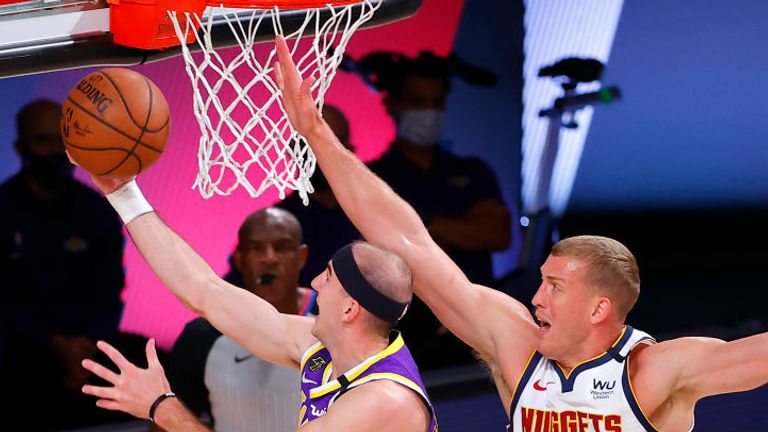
[61,68,170,178]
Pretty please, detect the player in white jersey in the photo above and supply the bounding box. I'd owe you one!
[272,35,768,431]
[511,325,655,432]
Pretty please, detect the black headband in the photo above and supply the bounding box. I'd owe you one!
[332,244,410,324]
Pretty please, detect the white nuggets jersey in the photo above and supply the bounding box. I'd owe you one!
[509,326,664,432]
[205,335,299,432]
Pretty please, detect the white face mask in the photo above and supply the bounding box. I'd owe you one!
[395,109,446,147]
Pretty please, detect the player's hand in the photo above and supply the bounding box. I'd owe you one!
[65,150,134,195]
[89,175,135,195]
[274,36,322,138]
[82,339,171,420]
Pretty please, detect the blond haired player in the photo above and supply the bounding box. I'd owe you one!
[274,35,768,431]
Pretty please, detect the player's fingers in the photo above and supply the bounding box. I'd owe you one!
[82,384,118,400]
[82,358,120,384]
[275,36,301,86]
[301,76,317,98]
[96,340,132,371]
[65,150,79,166]
[274,61,284,90]
[275,35,290,66]
[146,338,161,368]
[95,399,123,412]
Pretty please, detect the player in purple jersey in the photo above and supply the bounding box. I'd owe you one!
[76,173,438,431]
[295,245,436,430]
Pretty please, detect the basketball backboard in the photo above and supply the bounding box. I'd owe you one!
[0,0,421,79]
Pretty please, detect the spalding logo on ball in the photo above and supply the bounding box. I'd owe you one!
[61,68,170,178]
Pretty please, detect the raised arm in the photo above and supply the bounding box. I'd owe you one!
[665,333,767,398]
[632,332,768,422]
[274,37,537,363]
[85,175,315,369]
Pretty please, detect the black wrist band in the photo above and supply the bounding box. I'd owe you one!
[149,391,176,423]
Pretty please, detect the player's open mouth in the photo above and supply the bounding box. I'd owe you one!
[536,318,551,332]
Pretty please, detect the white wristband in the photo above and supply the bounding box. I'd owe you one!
[106,179,154,225]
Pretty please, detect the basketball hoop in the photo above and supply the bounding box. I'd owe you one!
[152,0,381,202]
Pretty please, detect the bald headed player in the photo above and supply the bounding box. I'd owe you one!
[273,36,768,431]
[78,173,437,430]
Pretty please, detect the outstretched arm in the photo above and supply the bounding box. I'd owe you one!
[662,333,767,399]
[84,175,314,369]
[632,332,768,422]
[274,37,537,364]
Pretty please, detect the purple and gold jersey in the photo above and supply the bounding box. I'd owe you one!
[297,332,438,431]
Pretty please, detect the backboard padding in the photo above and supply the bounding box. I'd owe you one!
[0,0,421,78]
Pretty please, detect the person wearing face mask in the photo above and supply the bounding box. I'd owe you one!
[0,99,125,430]
[161,207,317,432]
[355,52,512,370]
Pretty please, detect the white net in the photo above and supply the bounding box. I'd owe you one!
[168,1,381,203]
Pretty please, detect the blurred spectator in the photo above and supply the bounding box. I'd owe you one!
[351,51,511,369]
[0,99,125,430]
[162,207,316,432]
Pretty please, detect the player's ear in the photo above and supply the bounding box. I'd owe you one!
[341,297,361,324]
[590,296,612,325]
